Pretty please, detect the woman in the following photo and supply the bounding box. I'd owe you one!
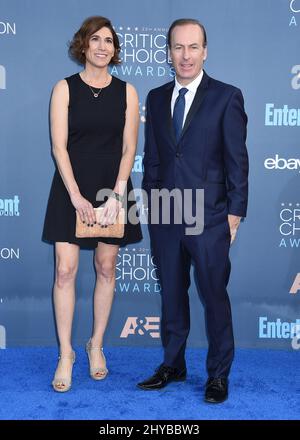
[43,16,142,392]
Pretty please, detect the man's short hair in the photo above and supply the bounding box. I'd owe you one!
[167,18,207,48]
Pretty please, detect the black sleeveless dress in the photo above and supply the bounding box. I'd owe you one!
[42,73,142,249]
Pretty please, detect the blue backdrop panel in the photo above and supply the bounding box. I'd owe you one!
[0,0,299,349]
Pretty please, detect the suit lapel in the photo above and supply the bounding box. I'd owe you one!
[162,81,177,146]
[180,71,210,140]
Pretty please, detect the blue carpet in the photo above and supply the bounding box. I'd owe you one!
[0,347,298,420]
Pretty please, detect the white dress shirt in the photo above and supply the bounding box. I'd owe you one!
[171,70,204,128]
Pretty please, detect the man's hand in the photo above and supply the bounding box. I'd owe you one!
[228,214,241,245]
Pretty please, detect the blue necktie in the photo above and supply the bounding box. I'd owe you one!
[173,87,188,142]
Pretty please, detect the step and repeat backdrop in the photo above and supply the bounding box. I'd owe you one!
[0,0,299,349]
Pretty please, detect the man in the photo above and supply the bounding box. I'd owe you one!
[138,19,248,404]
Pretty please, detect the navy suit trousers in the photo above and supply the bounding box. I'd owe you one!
[149,220,234,378]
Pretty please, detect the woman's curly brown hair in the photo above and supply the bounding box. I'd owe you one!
[68,16,121,65]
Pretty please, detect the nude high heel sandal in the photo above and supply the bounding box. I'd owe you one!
[52,351,76,392]
[86,339,108,380]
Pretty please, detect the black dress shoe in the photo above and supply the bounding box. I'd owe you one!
[204,377,228,403]
[137,364,187,390]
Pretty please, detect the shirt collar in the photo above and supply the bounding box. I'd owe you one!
[174,70,204,94]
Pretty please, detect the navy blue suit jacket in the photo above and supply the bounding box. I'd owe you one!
[142,71,249,228]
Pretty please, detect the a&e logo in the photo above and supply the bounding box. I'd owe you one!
[120,317,160,338]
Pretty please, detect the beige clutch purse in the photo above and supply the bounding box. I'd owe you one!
[75,207,125,238]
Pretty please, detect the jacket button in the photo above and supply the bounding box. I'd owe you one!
[175,152,182,158]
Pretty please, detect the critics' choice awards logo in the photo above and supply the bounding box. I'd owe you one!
[116,248,161,294]
[111,25,174,78]
[279,203,300,248]
[290,0,300,26]
[291,0,300,12]
[120,317,160,338]
[0,196,20,216]
[290,273,300,294]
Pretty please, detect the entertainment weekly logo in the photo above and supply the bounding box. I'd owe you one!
[259,317,300,350]
[264,104,300,126]
[0,195,20,216]
[120,317,160,338]
[111,25,174,78]
[116,247,161,295]
[289,0,300,26]
[278,203,300,248]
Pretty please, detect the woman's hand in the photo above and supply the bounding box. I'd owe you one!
[70,192,96,226]
[100,197,122,226]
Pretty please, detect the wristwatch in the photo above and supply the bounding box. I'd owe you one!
[110,191,124,204]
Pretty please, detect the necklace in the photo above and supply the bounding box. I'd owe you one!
[88,85,103,98]
[83,74,110,98]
